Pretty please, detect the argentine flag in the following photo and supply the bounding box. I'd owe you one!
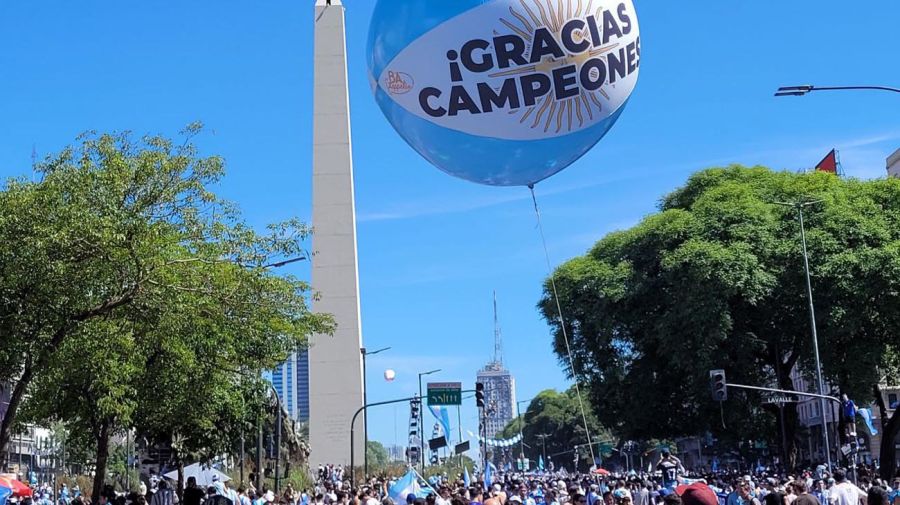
[389,469,434,503]
[858,408,878,436]
[484,460,493,487]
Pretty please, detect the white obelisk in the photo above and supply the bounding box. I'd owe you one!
[309,0,365,468]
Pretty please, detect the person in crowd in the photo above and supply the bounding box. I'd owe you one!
[676,484,718,505]
[830,470,867,505]
[735,479,761,505]
[793,480,820,505]
[656,451,685,491]
[149,481,174,505]
[866,488,889,505]
[184,478,206,505]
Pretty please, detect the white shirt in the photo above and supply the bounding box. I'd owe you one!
[831,482,866,505]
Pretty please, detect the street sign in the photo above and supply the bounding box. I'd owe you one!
[763,393,800,405]
[427,382,462,406]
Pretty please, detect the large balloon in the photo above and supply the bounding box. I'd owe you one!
[368,0,640,186]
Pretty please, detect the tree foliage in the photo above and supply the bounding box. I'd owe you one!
[500,388,610,471]
[539,166,900,468]
[366,441,390,469]
[0,126,334,494]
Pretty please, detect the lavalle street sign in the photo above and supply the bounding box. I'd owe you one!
[427,381,462,406]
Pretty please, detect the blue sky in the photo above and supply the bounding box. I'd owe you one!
[1,1,899,453]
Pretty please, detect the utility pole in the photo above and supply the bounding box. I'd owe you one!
[536,434,551,462]
[256,413,263,491]
[361,346,390,479]
[774,200,831,469]
[417,369,441,474]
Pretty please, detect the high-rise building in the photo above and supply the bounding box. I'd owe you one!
[296,351,310,421]
[477,292,516,440]
[269,352,310,422]
[386,444,407,463]
[477,362,516,440]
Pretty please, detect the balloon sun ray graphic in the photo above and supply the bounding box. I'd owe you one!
[519,107,536,123]
[519,0,542,26]
[496,0,619,131]
[509,6,534,32]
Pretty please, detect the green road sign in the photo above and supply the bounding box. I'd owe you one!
[427,381,462,406]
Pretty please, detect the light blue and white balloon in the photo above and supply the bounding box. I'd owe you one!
[368,0,641,186]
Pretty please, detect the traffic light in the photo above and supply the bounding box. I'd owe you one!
[475,382,485,408]
[709,369,727,402]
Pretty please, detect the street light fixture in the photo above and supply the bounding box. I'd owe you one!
[360,346,391,479]
[773,199,832,470]
[775,84,900,97]
[417,369,441,473]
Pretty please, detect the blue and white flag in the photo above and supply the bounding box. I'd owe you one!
[858,408,878,436]
[389,469,434,503]
[429,406,453,445]
[538,455,544,471]
[484,460,493,487]
[463,465,471,488]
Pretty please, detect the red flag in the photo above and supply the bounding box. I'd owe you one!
[816,149,838,173]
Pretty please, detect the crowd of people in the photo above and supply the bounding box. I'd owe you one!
[295,452,900,505]
[5,453,900,505]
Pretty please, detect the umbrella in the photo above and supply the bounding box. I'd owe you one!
[0,477,32,497]
[592,468,611,476]
[163,463,231,487]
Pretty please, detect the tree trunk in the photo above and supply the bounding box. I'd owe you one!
[0,295,136,466]
[0,365,35,468]
[92,420,112,505]
[177,460,185,504]
[776,361,800,470]
[875,384,899,480]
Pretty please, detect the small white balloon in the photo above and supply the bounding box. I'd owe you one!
[384,369,396,382]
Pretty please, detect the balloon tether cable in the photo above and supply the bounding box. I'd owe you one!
[528,183,596,466]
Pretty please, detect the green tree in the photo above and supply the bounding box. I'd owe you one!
[0,125,334,488]
[500,388,610,471]
[539,166,900,471]
[21,320,140,499]
[366,441,390,469]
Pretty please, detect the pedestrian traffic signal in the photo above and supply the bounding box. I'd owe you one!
[709,369,727,402]
[475,382,485,408]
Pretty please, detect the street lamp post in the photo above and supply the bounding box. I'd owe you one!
[417,369,441,474]
[775,84,900,97]
[515,399,531,468]
[775,200,832,470]
[360,346,390,480]
[256,256,302,492]
[536,433,551,464]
